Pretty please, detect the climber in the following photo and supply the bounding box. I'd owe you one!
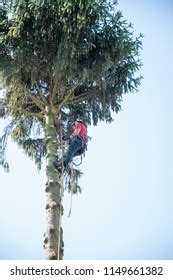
[54,119,87,172]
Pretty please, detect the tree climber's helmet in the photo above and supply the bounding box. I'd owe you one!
[76,119,83,123]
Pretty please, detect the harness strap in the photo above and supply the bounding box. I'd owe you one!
[73,135,87,148]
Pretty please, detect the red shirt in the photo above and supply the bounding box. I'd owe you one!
[74,122,87,138]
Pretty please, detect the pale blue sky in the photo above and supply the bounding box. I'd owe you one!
[0,0,173,260]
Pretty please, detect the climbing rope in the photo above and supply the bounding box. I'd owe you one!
[68,188,73,218]
[72,155,83,166]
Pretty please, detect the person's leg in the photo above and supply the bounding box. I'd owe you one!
[63,137,82,168]
[74,146,85,157]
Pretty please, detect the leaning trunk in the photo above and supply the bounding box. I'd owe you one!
[43,108,64,260]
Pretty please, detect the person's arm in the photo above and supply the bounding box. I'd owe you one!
[71,125,81,136]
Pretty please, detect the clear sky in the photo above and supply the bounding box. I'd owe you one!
[0,0,173,260]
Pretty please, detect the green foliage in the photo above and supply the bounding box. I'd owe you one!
[16,138,46,169]
[1,0,143,169]
[10,115,45,169]
[0,7,6,44]
[0,122,13,172]
[0,5,9,88]
[65,167,83,194]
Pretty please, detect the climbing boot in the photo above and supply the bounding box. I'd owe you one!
[53,160,62,172]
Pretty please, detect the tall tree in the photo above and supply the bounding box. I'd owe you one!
[0,0,142,259]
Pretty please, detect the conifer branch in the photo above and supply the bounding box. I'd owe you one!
[57,80,85,111]
[24,111,45,119]
[26,90,47,114]
[65,87,101,106]
[34,81,49,105]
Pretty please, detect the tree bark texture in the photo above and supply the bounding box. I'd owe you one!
[44,109,64,260]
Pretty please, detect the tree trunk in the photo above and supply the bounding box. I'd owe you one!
[43,108,64,260]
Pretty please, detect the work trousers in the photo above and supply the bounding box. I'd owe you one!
[63,136,85,168]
